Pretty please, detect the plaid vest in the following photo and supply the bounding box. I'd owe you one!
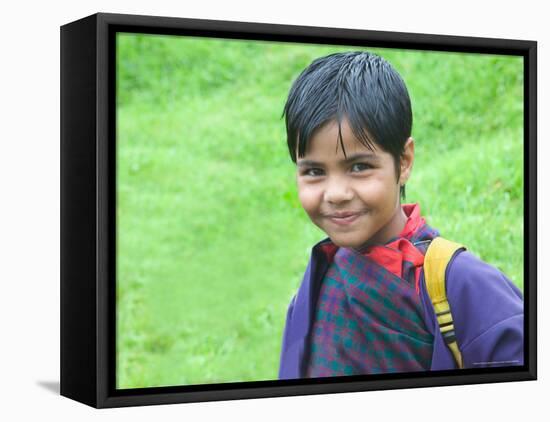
[306,222,439,377]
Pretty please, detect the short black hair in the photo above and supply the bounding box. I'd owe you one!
[282,51,412,199]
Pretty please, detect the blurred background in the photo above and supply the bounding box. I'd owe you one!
[116,33,523,389]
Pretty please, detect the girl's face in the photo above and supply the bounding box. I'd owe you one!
[296,118,414,250]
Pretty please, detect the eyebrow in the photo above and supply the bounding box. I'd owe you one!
[296,153,380,167]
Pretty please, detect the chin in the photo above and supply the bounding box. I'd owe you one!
[328,233,366,249]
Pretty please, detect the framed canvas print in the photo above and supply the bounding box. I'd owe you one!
[60,12,537,408]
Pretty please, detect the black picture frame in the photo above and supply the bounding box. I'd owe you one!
[60,12,537,408]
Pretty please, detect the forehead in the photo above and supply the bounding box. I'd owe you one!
[298,119,383,161]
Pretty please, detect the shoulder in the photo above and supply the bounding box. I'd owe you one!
[446,250,523,306]
[445,250,524,358]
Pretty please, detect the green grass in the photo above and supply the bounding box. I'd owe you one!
[115,34,524,388]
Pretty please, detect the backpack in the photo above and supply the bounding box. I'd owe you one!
[423,237,466,369]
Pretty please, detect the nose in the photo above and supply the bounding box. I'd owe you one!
[323,176,354,204]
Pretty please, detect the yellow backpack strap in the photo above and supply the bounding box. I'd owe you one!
[423,237,466,369]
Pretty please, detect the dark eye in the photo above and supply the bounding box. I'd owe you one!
[351,163,372,172]
[302,168,324,177]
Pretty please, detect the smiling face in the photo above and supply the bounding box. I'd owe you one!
[296,118,414,250]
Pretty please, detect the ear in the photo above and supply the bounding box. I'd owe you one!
[399,137,415,185]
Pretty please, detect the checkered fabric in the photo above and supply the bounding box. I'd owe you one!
[306,215,439,377]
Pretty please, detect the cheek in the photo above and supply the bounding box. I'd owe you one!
[356,177,398,207]
[297,183,321,216]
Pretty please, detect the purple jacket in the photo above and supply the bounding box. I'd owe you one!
[278,239,524,379]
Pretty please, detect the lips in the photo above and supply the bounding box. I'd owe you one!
[326,211,364,226]
[328,212,361,218]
